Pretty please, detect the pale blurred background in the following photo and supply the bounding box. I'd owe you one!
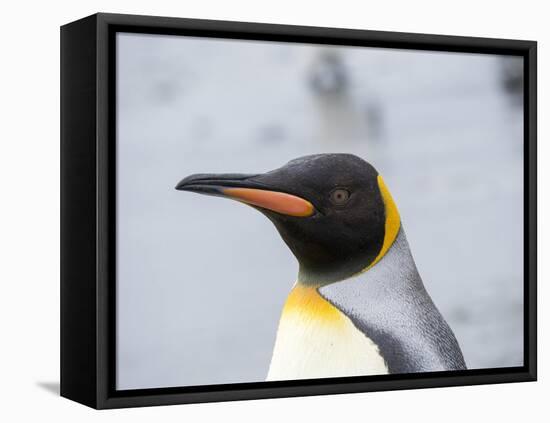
[116,33,523,390]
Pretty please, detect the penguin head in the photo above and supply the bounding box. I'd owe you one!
[176,154,400,285]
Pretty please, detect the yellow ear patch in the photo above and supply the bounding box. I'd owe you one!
[371,175,401,267]
[356,175,401,274]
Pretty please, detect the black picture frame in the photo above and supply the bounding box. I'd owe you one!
[60,12,537,409]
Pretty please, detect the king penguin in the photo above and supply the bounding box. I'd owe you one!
[176,154,466,380]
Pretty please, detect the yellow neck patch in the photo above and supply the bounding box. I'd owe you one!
[282,283,345,326]
[270,282,389,380]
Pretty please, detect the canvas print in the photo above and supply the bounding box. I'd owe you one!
[116,33,523,390]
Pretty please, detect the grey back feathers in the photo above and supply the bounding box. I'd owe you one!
[319,227,467,373]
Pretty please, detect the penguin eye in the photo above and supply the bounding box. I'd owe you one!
[329,188,350,205]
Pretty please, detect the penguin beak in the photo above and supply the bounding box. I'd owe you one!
[175,173,315,218]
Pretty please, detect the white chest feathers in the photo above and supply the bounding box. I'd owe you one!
[266,284,388,381]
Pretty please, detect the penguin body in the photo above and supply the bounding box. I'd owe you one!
[176,153,467,379]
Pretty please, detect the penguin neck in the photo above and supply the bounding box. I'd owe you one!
[281,223,408,337]
[284,225,405,329]
[296,222,402,288]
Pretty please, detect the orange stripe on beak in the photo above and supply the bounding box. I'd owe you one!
[223,188,314,217]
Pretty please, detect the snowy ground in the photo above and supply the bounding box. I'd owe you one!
[116,33,524,389]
